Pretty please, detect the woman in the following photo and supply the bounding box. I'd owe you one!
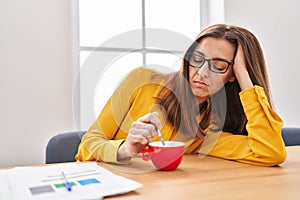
[76,24,286,166]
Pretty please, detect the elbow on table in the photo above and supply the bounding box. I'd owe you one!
[260,147,287,166]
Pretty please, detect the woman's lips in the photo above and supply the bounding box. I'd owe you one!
[193,81,208,88]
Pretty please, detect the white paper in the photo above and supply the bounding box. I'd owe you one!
[5,162,142,200]
[0,169,14,200]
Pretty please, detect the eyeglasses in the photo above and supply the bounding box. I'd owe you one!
[188,54,233,74]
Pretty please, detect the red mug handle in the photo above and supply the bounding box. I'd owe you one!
[141,148,152,161]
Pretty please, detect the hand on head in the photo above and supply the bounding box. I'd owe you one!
[232,43,253,90]
[117,112,162,162]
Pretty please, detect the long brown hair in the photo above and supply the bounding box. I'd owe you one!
[156,24,272,139]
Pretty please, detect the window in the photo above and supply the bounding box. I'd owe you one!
[75,0,224,130]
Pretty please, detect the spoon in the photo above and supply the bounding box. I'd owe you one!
[157,129,165,145]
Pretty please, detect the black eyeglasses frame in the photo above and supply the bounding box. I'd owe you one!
[188,54,233,74]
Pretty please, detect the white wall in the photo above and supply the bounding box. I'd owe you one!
[0,0,74,167]
[0,0,299,168]
[224,0,300,127]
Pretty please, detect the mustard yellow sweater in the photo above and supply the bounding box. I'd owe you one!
[76,67,286,166]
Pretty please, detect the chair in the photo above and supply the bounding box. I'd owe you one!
[281,127,300,146]
[45,131,85,164]
[45,127,300,164]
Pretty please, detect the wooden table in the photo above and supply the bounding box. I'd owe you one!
[99,146,300,200]
[1,146,299,200]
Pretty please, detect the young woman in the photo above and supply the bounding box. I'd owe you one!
[76,24,286,166]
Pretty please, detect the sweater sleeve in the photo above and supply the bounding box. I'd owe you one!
[207,86,287,166]
[75,99,127,164]
[75,67,145,163]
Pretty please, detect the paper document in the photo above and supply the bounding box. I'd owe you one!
[6,162,142,200]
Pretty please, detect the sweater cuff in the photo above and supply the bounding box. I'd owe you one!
[104,139,128,164]
[239,85,270,113]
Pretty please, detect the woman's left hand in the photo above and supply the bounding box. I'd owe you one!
[233,43,253,90]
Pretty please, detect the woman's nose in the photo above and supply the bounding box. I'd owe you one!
[197,62,210,77]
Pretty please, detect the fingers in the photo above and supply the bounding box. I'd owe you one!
[131,121,156,138]
[233,43,246,69]
[118,128,150,159]
[137,112,162,130]
[118,128,149,159]
[120,112,163,158]
[233,43,253,90]
[126,132,149,146]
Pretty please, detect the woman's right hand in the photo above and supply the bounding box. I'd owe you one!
[232,42,253,91]
[117,112,162,162]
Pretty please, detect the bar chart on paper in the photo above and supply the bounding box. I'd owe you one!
[4,162,142,200]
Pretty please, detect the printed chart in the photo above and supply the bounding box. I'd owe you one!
[6,162,142,200]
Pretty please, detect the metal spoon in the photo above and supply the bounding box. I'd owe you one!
[157,129,165,145]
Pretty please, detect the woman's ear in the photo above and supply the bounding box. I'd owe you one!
[228,74,236,83]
